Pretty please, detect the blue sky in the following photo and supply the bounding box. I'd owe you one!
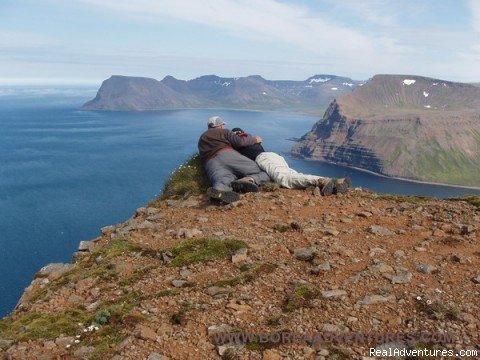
[1,0,479,85]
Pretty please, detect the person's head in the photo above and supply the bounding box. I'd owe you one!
[231,127,244,135]
[207,116,225,129]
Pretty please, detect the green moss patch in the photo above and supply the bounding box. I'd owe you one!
[283,284,320,313]
[168,238,247,267]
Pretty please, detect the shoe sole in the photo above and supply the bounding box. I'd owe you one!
[334,177,352,194]
[231,180,259,193]
[210,189,240,205]
[321,179,335,196]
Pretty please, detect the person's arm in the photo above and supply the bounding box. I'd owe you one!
[227,131,262,149]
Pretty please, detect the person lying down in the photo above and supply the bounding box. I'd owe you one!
[231,127,352,196]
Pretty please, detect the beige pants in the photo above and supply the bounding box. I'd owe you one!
[255,152,327,189]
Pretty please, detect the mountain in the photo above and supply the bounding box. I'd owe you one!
[1,156,479,358]
[81,74,361,113]
[292,74,480,187]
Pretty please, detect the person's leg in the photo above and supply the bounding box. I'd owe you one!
[256,152,328,189]
[218,151,271,185]
[204,156,237,191]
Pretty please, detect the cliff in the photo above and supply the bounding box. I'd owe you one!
[292,75,480,187]
[1,158,479,359]
[81,74,361,114]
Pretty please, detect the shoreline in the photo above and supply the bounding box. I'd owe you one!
[295,156,480,191]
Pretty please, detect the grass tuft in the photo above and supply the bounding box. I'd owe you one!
[168,238,247,267]
[283,284,320,313]
[214,263,276,287]
[151,154,210,203]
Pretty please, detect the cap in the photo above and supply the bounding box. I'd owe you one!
[231,127,244,134]
[207,116,225,128]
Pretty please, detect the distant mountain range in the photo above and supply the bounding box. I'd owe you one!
[81,74,362,113]
[292,74,480,187]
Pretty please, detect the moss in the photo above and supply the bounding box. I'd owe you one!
[156,288,181,297]
[29,239,154,303]
[0,308,91,341]
[365,192,434,204]
[448,195,480,209]
[168,238,247,267]
[283,284,320,313]
[214,263,276,287]
[418,300,459,321]
[150,154,210,203]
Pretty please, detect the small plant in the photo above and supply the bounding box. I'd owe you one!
[418,300,459,321]
[168,238,247,267]
[94,309,111,325]
[283,283,320,312]
[214,263,276,287]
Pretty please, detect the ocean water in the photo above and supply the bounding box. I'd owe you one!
[0,87,479,317]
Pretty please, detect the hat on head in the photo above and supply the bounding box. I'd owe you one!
[207,116,225,128]
[231,127,244,134]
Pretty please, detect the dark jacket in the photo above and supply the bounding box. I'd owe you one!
[198,128,258,163]
[236,133,265,161]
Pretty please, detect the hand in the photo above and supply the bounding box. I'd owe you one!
[254,135,263,143]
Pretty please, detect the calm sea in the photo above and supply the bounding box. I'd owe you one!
[0,86,478,317]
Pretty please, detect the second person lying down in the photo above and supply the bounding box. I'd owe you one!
[232,127,352,196]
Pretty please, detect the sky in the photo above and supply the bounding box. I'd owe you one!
[1,0,479,85]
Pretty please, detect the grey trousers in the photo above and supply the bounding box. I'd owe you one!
[205,150,271,191]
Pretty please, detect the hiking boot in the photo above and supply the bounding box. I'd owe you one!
[231,177,259,193]
[333,177,352,194]
[209,188,240,205]
[318,178,335,196]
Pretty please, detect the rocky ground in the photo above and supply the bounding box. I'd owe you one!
[1,187,479,359]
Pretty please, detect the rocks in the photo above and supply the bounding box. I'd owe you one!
[416,263,439,274]
[321,289,347,299]
[207,324,234,336]
[171,279,189,288]
[461,224,475,235]
[0,339,13,350]
[359,294,395,305]
[232,248,248,264]
[471,276,480,284]
[177,228,202,239]
[357,211,373,218]
[369,247,387,256]
[384,266,413,284]
[294,247,317,261]
[324,228,339,236]
[147,353,170,360]
[134,325,157,341]
[311,262,331,274]
[55,336,75,348]
[207,286,232,297]
[78,240,97,252]
[73,346,95,358]
[368,225,395,236]
[35,263,73,281]
[369,262,394,274]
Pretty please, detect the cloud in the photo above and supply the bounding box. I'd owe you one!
[73,0,403,65]
[469,0,480,32]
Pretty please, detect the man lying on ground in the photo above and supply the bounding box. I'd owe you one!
[231,127,352,195]
[197,116,271,205]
